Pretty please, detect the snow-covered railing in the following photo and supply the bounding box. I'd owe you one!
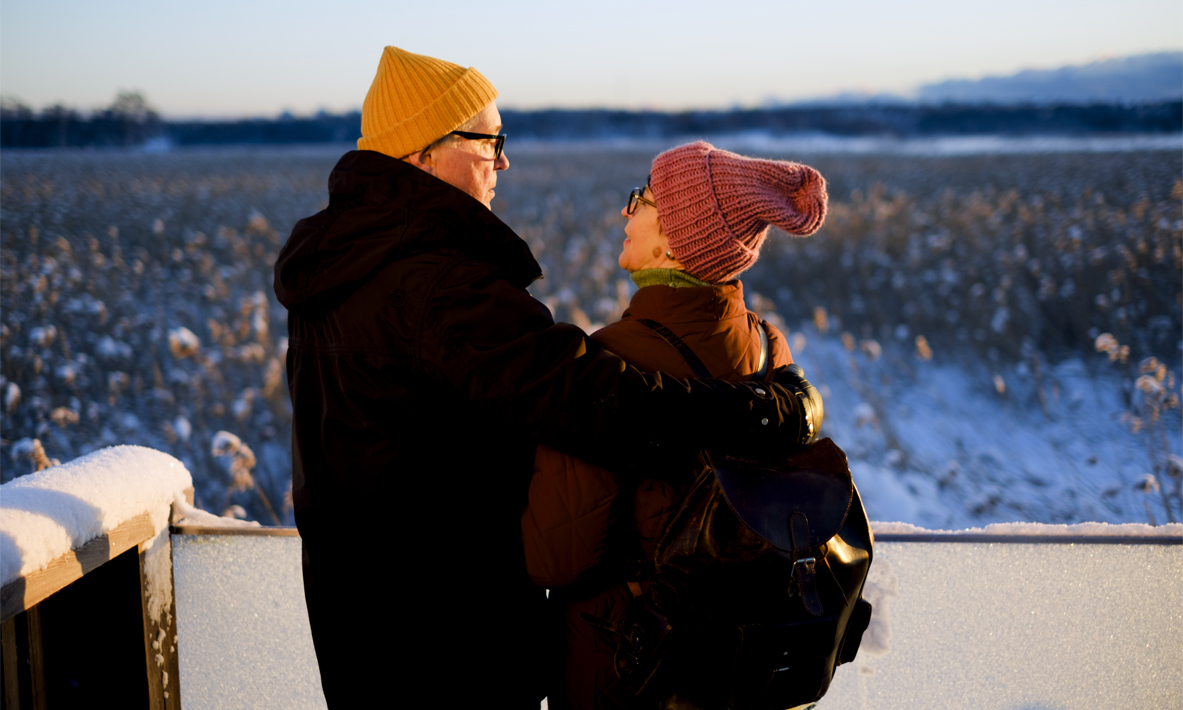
[4,449,1180,710]
[871,519,1183,545]
[1,446,194,708]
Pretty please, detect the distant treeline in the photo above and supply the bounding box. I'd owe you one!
[502,102,1183,139]
[2,99,1180,148]
[1,92,163,148]
[166,112,362,146]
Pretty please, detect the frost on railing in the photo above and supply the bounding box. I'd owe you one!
[0,445,195,707]
[163,521,1180,710]
[822,521,1182,710]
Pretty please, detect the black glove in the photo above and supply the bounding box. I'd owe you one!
[697,367,825,463]
[773,364,824,445]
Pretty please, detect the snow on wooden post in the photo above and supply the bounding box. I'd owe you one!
[0,445,193,708]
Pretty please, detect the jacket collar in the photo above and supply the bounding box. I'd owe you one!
[275,150,541,311]
[623,280,748,325]
[332,150,542,288]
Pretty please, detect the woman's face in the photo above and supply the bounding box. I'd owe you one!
[619,186,680,273]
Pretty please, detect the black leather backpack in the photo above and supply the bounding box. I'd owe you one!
[587,320,874,709]
[587,441,874,709]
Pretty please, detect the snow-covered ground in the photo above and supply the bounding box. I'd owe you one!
[786,323,1182,529]
[519,132,1183,157]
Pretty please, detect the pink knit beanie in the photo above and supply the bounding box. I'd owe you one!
[649,141,827,283]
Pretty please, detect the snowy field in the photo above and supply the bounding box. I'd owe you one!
[1,139,1179,527]
[792,325,1181,527]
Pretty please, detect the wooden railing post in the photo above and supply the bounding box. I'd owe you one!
[138,495,186,710]
[0,490,193,708]
[1,617,19,709]
[24,609,44,710]
[1,450,195,709]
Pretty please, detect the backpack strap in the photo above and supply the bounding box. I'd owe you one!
[637,319,713,379]
[754,320,770,381]
[639,318,773,381]
[789,512,825,617]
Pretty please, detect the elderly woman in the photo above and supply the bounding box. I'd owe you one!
[521,141,828,709]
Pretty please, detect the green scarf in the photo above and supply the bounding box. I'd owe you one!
[630,268,714,289]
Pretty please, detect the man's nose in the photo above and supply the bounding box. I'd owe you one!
[495,152,509,170]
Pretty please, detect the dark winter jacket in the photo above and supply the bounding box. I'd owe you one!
[521,281,795,710]
[273,150,814,707]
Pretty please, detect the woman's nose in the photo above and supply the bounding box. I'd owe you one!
[620,204,630,218]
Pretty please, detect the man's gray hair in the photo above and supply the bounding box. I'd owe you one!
[416,111,483,156]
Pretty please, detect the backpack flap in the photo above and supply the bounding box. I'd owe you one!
[715,439,854,617]
[713,438,854,553]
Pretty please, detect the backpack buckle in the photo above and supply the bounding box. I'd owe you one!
[790,556,825,617]
[788,556,815,591]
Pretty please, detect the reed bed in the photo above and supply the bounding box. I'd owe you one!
[2,144,1179,523]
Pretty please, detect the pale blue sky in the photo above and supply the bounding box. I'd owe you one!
[1,0,1180,117]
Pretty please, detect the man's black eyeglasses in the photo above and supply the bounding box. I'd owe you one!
[627,187,657,215]
[450,131,506,160]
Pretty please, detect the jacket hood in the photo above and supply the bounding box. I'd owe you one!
[274,150,540,312]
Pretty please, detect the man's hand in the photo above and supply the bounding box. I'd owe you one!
[700,365,827,464]
[773,364,824,446]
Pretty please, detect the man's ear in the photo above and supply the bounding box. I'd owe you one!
[403,149,437,176]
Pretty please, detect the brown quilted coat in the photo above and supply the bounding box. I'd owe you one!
[521,280,794,710]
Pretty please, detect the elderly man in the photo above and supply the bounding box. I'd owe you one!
[273,47,822,707]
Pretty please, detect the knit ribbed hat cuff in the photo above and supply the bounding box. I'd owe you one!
[359,68,497,158]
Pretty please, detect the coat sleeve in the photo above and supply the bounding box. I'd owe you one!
[419,259,813,469]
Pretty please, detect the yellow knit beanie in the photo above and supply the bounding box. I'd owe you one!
[357,46,499,159]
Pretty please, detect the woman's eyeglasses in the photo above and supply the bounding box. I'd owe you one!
[449,131,506,160]
[627,187,657,215]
